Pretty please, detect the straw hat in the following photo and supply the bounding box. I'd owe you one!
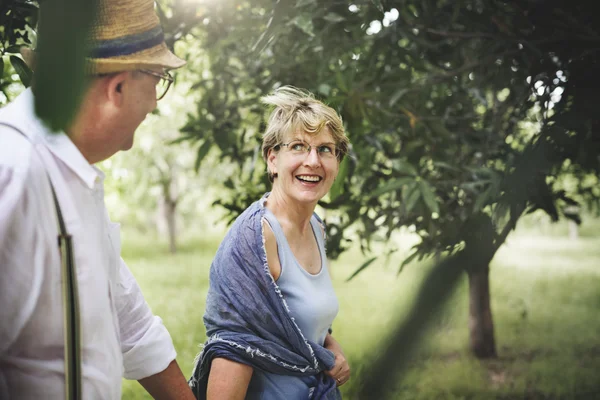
[20,0,185,74]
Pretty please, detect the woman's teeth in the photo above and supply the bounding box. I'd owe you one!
[297,175,321,182]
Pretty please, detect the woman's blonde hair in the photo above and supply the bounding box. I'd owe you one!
[261,86,349,168]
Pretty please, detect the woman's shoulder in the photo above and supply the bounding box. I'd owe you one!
[231,194,269,229]
[212,194,269,258]
[310,212,326,241]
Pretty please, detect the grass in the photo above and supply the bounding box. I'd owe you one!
[119,218,600,399]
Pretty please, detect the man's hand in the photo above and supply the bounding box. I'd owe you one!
[138,360,195,399]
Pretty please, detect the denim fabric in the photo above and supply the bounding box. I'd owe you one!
[189,195,341,400]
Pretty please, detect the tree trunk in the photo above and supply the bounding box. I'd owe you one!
[467,264,497,358]
[164,198,177,254]
[568,220,579,240]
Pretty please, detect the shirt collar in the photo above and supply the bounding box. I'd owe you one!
[20,89,101,189]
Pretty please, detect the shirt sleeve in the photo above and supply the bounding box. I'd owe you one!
[0,146,54,355]
[114,257,177,380]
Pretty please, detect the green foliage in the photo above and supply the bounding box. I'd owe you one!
[4,0,597,267]
[101,79,211,236]
[1,0,99,130]
[0,0,37,102]
[9,55,31,86]
[168,0,600,275]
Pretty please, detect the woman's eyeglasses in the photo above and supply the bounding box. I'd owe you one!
[276,140,337,159]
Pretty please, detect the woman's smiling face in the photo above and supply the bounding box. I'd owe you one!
[268,127,339,205]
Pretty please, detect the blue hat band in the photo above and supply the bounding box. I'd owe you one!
[90,25,164,59]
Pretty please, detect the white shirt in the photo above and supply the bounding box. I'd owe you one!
[0,89,177,399]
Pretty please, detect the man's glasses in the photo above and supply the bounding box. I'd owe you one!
[276,140,338,159]
[139,69,174,101]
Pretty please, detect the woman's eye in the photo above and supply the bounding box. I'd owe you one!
[318,145,333,153]
[291,143,306,151]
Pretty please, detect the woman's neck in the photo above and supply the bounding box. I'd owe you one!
[265,187,316,233]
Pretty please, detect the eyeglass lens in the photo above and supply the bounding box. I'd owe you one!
[287,141,336,157]
[157,78,171,100]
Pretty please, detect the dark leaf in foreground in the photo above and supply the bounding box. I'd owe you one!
[10,56,32,88]
[345,256,378,282]
[33,0,98,132]
[357,251,468,399]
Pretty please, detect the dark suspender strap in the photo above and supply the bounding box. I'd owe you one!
[0,122,82,400]
[52,184,82,400]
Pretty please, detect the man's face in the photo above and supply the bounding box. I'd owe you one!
[115,70,160,151]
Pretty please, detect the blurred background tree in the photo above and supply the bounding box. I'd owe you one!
[0,0,37,103]
[162,0,600,359]
[100,72,233,254]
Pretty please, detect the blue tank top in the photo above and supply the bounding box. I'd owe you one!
[246,208,339,400]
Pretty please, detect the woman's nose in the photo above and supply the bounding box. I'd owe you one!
[303,147,321,166]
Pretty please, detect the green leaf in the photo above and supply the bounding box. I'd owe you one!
[167,135,194,145]
[346,256,377,282]
[398,250,420,275]
[402,181,416,200]
[223,178,235,190]
[295,0,316,7]
[335,70,348,92]
[14,1,39,11]
[465,166,498,179]
[34,0,99,131]
[460,181,490,193]
[473,186,492,212]
[419,180,439,214]
[369,176,414,198]
[323,13,345,23]
[389,89,409,107]
[433,161,460,172]
[10,56,32,88]
[392,159,418,176]
[562,207,582,225]
[329,157,349,200]
[557,190,579,206]
[6,45,23,54]
[371,0,384,13]
[291,15,314,37]
[426,120,452,139]
[0,58,4,77]
[405,184,421,213]
[194,140,212,172]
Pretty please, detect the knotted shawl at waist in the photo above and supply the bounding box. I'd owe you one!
[189,196,340,399]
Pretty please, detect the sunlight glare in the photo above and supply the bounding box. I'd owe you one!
[366,20,382,35]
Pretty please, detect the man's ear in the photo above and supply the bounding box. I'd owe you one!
[104,71,130,107]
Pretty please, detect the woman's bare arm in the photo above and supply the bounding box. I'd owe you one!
[207,357,253,400]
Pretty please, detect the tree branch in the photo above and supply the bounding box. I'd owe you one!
[493,206,523,253]
[423,27,497,39]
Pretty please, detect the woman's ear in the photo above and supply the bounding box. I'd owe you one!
[267,148,278,177]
